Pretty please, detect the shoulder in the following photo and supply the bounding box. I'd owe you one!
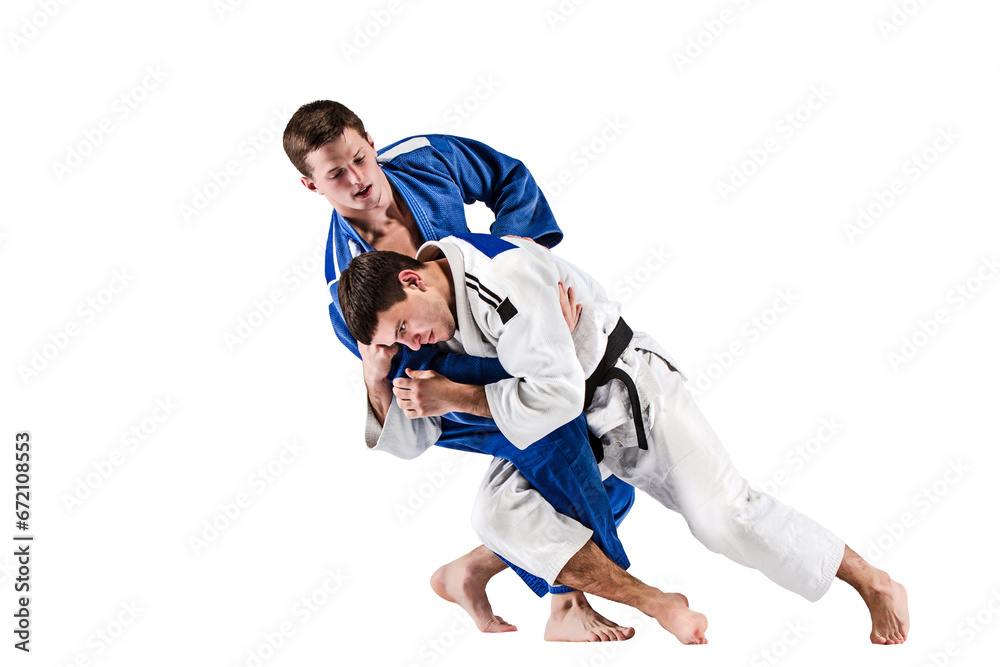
[377,135,433,163]
[446,233,552,274]
[447,235,555,328]
[376,134,462,161]
[448,232,520,260]
[378,134,502,164]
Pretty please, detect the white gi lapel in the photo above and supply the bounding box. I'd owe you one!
[416,240,490,357]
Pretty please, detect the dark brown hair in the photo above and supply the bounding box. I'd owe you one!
[338,251,425,345]
[283,100,367,178]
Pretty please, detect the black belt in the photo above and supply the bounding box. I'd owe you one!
[583,318,648,463]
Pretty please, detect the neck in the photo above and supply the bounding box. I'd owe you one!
[336,171,401,235]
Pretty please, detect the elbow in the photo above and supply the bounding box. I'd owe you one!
[548,374,586,427]
[534,231,562,249]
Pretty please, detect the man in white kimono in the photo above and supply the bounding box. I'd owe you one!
[285,100,670,641]
[337,232,911,645]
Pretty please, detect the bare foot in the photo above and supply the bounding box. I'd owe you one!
[544,591,636,642]
[862,570,909,645]
[837,546,909,644]
[645,591,708,645]
[430,548,517,633]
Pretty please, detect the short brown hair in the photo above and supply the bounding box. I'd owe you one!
[283,100,367,178]
[338,251,425,345]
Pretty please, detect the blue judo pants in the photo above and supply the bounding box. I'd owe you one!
[396,347,636,596]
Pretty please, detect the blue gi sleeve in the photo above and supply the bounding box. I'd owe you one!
[429,135,563,248]
[328,281,361,360]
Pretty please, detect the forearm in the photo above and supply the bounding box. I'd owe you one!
[448,383,492,419]
[367,379,393,426]
[436,135,562,247]
[393,369,493,420]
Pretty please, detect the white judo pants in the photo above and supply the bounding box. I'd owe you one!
[471,345,845,602]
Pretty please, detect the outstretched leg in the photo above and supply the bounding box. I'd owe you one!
[836,546,909,644]
[605,344,909,643]
[555,540,708,645]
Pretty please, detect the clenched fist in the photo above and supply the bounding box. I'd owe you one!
[392,368,459,418]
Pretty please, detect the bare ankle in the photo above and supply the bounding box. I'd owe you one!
[861,569,893,597]
[551,591,588,611]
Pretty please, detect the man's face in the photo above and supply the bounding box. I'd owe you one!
[300,129,386,214]
[370,279,456,351]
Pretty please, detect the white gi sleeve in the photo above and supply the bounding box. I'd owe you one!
[365,399,442,460]
[363,399,383,450]
[479,261,586,449]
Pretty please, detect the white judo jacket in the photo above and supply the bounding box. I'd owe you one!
[369,233,685,460]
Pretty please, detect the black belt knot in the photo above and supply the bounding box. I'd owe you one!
[583,318,648,463]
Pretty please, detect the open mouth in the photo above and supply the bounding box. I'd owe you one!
[355,185,372,198]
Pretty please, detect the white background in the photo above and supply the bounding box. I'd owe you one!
[3,0,999,665]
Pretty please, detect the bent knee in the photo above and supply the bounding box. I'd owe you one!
[469,492,494,541]
[685,486,765,552]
